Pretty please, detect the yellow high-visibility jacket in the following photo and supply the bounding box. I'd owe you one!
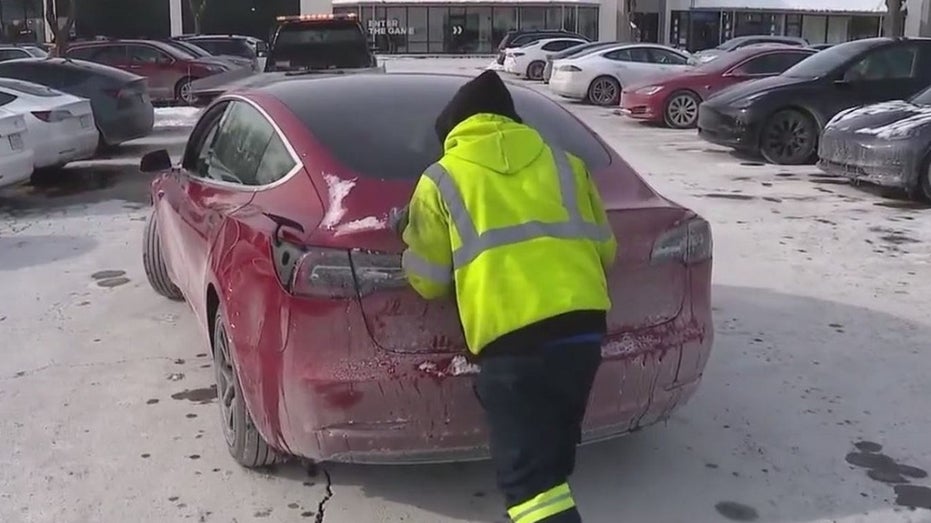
[401,113,617,355]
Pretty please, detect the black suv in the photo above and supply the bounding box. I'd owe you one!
[496,30,590,64]
[266,14,376,72]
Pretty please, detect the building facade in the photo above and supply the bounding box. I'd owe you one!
[3,0,930,53]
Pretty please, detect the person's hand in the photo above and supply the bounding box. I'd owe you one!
[388,206,409,238]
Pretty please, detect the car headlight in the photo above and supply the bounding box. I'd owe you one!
[732,93,766,109]
[636,85,663,95]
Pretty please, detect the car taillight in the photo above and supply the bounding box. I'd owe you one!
[558,65,582,72]
[291,247,406,299]
[32,110,71,122]
[512,52,525,57]
[650,217,713,265]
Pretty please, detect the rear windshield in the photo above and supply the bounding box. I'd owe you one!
[0,78,59,96]
[783,39,882,78]
[268,75,610,180]
[25,47,47,57]
[199,39,254,57]
[275,22,366,46]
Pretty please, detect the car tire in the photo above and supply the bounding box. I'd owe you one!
[526,61,546,81]
[212,307,281,468]
[587,76,621,106]
[143,212,184,301]
[175,77,195,106]
[663,91,701,129]
[759,109,819,165]
[919,154,931,202]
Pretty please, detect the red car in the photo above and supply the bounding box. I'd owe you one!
[66,39,231,104]
[620,45,817,128]
[139,74,714,466]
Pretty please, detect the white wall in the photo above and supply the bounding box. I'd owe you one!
[169,0,183,36]
[599,0,619,40]
[905,0,931,36]
[301,0,334,15]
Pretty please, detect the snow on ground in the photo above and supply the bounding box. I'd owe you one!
[1,58,930,523]
[154,106,202,128]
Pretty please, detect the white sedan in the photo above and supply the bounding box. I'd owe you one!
[504,37,588,80]
[549,43,693,106]
[0,108,33,189]
[0,78,97,169]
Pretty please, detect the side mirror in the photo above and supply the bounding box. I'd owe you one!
[140,149,173,173]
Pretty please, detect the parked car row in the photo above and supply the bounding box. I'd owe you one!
[591,36,931,201]
[0,58,156,189]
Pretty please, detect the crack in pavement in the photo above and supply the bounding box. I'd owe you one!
[2,356,178,380]
[314,468,334,523]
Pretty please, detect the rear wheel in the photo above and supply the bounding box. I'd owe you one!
[759,109,818,165]
[213,307,280,468]
[142,212,184,301]
[175,77,195,106]
[918,154,931,202]
[526,60,546,80]
[587,76,621,106]
[663,91,701,129]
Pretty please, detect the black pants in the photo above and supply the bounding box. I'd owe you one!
[475,340,602,522]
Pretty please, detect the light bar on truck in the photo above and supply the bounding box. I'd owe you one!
[276,13,357,21]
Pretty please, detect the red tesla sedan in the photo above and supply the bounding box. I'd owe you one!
[620,45,816,128]
[139,74,714,466]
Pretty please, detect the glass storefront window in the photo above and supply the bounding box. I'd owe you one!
[802,15,827,44]
[563,6,577,34]
[385,7,408,53]
[519,7,545,31]
[492,7,517,47]
[734,12,766,37]
[428,7,446,53]
[408,7,428,53]
[474,7,493,53]
[578,7,598,40]
[669,10,690,49]
[545,7,563,29]
[827,16,850,44]
[849,16,880,40]
[786,14,802,37]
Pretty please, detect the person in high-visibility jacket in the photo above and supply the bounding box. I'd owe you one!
[390,70,617,523]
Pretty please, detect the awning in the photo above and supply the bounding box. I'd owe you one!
[689,0,886,13]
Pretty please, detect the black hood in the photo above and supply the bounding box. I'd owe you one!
[434,70,523,142]
[707,74,809,106]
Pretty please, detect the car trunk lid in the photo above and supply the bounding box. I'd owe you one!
[309,168,695,355]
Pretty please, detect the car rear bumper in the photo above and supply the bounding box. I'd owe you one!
[0,149,34,188]
[817,159,909,189]
[549,73,588,100]
[817,132,918,190]
[99,105,155,146]
[33,126,98,168]
[275,262,714,464]
[619,91,664,122]
[697,105,760,151]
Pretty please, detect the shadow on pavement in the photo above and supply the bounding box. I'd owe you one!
[277,285,931,522]
[0,165,154,216]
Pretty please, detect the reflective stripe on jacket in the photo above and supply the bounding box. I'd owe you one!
[401,113,617,355]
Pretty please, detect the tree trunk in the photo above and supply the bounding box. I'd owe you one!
[45,0,76,57]
[884,0,905,37]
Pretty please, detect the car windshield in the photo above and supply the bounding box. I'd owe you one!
[175,42,210,57]
[782,39,881,78]
[25,47,47,57]
[0,78,59,96]
[911,85,931,105]
[269,76,610,180]
[715,39,745,51]
[275,22,366,46]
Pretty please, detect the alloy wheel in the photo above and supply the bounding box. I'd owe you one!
[665,93,699,128]
[528,61,545,80]
[922,162,931,201]
[589,77,619,106]
[213,318,237,447]
[179,81,194,105]
[761,110,816,165]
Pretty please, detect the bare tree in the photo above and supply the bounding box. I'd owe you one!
[187,0,209,34]
[45,0,76,57]
[884,0,906,37]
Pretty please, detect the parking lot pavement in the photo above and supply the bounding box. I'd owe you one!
[2,61,931,523]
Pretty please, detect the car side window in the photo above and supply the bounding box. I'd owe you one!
[129,45,171,65]
[0,91,16,107]
[255,134,297,186]
[627,48,652,63]
[542,40,575,52]
[0,49,28,61]
[65,47,98,60]
[649,49,688,65]
[94,45,128,65]
[735,53,799,75]
[844,44,919,81]
[604,49,631,61]
[189,101,280,187]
